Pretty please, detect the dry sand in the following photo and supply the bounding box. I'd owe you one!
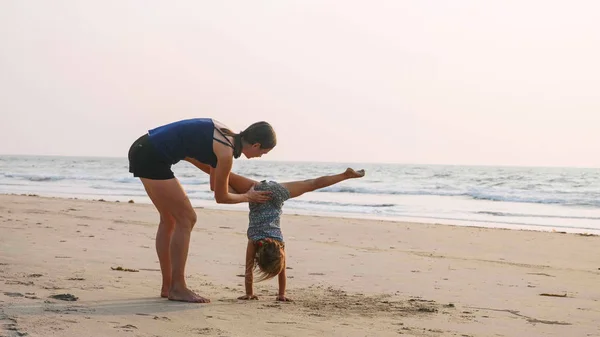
[1,194,599,337]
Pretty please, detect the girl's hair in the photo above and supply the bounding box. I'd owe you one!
[219,121,277,158]
[253,238,285,282]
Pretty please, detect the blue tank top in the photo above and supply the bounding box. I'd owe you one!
[147,118,223,167]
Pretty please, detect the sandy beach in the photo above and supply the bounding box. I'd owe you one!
[1,194,599,337]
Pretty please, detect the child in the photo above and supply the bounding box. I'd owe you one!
[191,162,365,301]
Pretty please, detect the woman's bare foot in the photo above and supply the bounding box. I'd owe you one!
[344,168,365,179]
[168,285,210,303]
[161,286,169,298]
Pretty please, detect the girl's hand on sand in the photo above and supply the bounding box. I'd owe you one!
[276,295,293,302]
[238,294,258,300]
[246,184,271,203]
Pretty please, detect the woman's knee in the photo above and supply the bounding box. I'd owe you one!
[174,209,197,229]
[158,213,176,230]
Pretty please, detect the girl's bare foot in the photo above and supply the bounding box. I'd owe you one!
[276,295,293,302]
[161,286,169,298]
[168,285,210,303]
[344,168,365,178]
[238,294,259,300]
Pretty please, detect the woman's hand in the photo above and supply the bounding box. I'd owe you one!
[245,184,272,203]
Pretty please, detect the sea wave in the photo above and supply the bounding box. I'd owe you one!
[289,199,396,208]
[476,211,600,220]
[317,185,600,207]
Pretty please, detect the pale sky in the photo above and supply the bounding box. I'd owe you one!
[1,1,599,167]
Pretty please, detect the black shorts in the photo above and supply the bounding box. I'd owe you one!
[128,134,175,180]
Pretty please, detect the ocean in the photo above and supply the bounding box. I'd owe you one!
[1,155,599,234]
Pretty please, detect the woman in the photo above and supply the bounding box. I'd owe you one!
[127,118,276,303]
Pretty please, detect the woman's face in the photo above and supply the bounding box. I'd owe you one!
[243,143,272,159]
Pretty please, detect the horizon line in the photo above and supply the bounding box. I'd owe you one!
[0,153,598,170]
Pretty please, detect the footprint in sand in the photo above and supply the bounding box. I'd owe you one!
[49,294,78,301]
[115,324,137,331]
[263,304,281,309]
[6,280,34,286]
[192,327,225,335]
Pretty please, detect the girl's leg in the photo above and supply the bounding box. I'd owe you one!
[192,160,258,194]
[141,177,209,303]
[227,172,259,194]
[281,168,365,198]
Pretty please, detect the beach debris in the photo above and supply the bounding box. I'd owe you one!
[539,293,567,298]
[128,200,135,203]
[98,199,106,202]
[4,292,24,298]
[111,266,139,272]
[67,277,85,281]
[444,303,455,308]
[49,293,78,301]
[28,274,43,278]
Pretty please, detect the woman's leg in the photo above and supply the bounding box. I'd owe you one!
[140,177,209,303]
[281,168,365,198]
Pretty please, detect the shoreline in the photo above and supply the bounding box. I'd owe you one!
[4,192,600,236]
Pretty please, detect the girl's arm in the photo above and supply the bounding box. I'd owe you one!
[276,257,292,301]
[238,240,258,300]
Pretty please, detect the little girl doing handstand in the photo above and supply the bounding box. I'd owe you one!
[191,161,365,301]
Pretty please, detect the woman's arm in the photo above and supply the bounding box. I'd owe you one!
[212,144,270,204]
